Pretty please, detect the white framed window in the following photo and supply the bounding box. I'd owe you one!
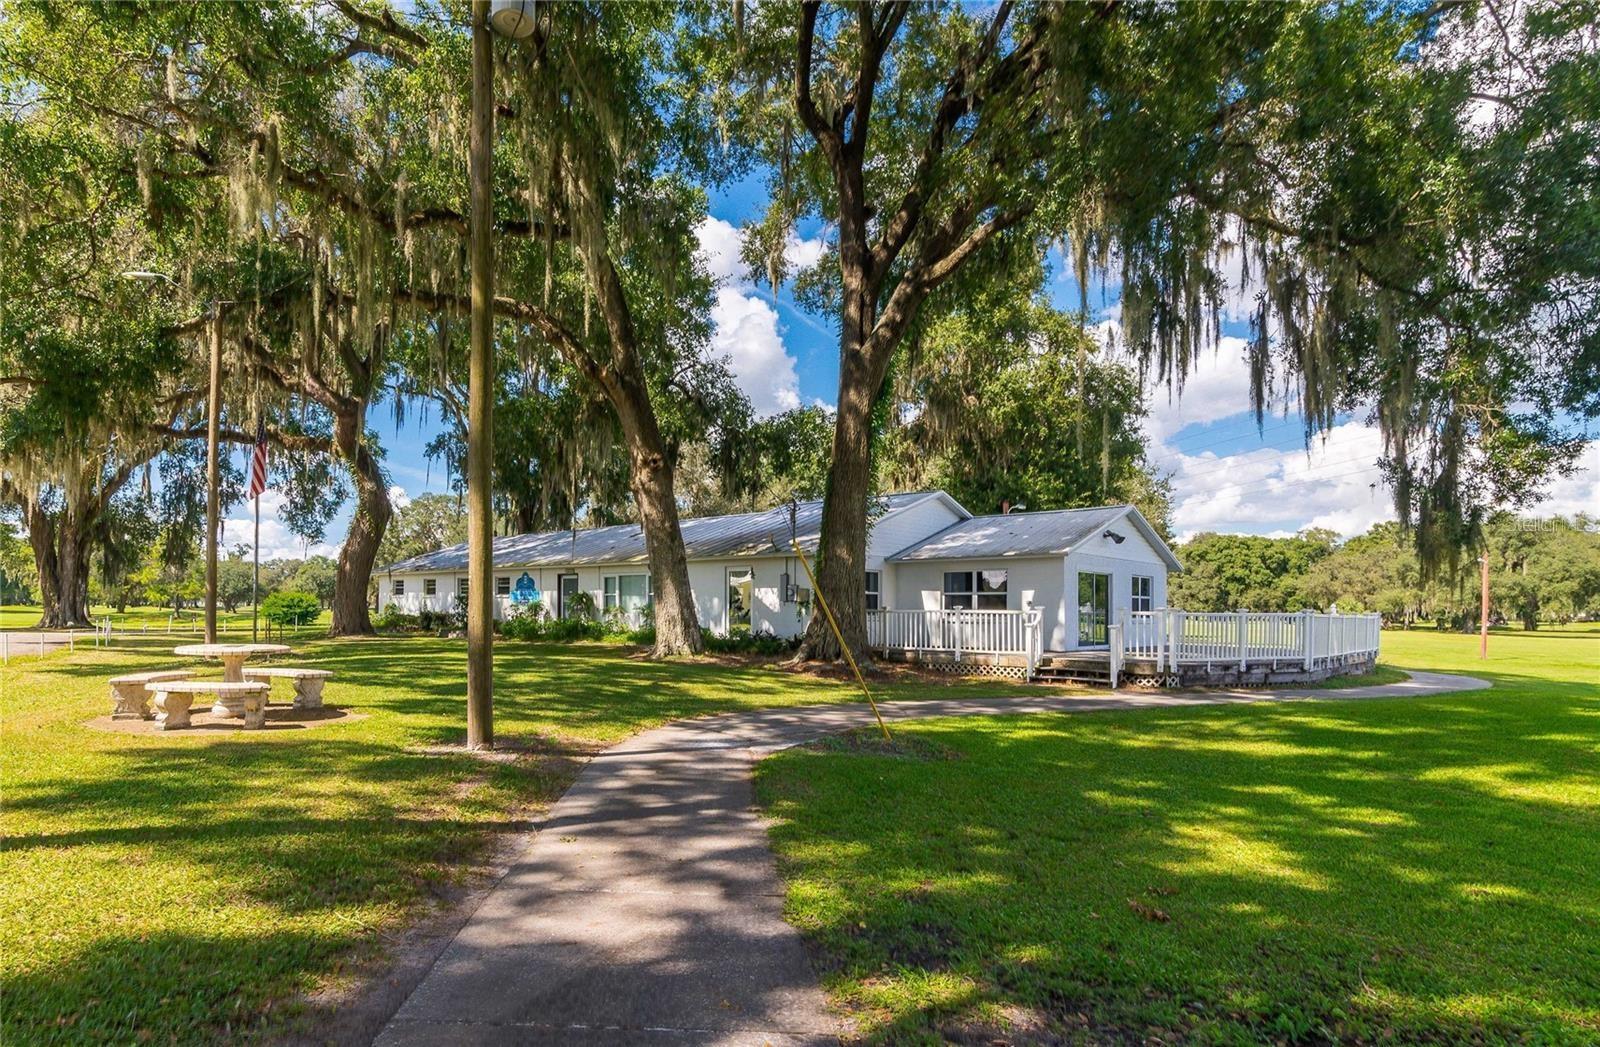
[604,574,652,613]
[942,569,1007,610]
[495,576,510,596]
[391,578,405,596]
[1131,575,1153,613]
[864,571,881,611]
[456,577,469,598]
[423,578,437,596]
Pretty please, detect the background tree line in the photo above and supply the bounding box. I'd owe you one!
[1171,514,1600,629]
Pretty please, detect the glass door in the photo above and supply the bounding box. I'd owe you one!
[726,567,753,634]
[1077,572,1110,647]
[558,573,579,618]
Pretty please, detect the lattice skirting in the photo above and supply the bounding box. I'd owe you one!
[875,648,1031,679]
[917,659,1031,680]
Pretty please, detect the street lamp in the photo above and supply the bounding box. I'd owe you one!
[125,270,225,645]
[489,0,537,38]
[464,0,531,750]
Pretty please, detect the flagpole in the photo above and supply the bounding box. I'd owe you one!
[252,492,261,642]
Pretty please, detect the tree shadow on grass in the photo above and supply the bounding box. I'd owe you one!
[760,690,1600,1043]
[4,927,354,1045]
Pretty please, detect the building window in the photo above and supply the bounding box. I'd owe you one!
[495,576,510,596]
[1131,575,1153,613]
[423,578,437,596]
[604,574,652,614]
[864,571,881,611]
[457,578,469,599]
[391,578,405,596]
[942,569,1007,610]
[727,567,753,631]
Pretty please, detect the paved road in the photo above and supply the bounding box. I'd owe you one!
[374,671,1489,1047]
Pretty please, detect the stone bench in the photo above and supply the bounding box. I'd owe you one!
[242,667,334,709]
[150,681,270,731]
[108,670,196,720]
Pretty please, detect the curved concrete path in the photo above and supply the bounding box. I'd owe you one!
[374,671,1487,1046]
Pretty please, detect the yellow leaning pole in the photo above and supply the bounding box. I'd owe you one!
[789,538,892,742]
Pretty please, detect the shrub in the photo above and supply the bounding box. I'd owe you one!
[703,626,799,656]
[261,590,321,627]
[567,590,598,621]
[500,604,604,643]
[374,605,421,632]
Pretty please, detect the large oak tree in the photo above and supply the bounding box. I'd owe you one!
[696,0,1598,658]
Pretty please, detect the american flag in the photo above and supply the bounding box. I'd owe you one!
[246,418,269,499]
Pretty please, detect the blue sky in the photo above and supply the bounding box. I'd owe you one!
[233,177,1598,559]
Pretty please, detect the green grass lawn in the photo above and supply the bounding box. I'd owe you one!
[0,634,1038,1044]
[757,625,1600,1044]
[0,603,330,635]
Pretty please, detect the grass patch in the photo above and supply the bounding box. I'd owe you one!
[804,728,965,763]
[0,603,329,635]
[757,625,1600,1043]
[0,633,1044,1044]
[1276,663,1412,690]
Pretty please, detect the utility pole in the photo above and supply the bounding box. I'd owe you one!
[204,309,222,644]
[1479,552,1490,659]
[465,0,495,749]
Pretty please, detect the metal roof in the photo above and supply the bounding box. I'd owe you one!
[380,491,946,573]
[887,504,1175,564]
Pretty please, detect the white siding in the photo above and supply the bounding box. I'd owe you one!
[375,493,976,640]
[1062,526,1171,651]
[891,556,1063,629]
[866,495,966,567]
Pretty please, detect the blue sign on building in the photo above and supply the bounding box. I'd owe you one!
[510,571,541,606]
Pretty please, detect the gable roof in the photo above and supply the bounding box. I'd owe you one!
[380,491,964,573]
[886,504,1182,571]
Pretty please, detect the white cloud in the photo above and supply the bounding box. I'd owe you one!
[1139,335,1265,449]
[388,484,412,510]
[221,489,339,562]
[695,217,816,418]
[1530,444,1600,520]
[1166,421,1394,542]
[695,216,746,285]
[709,288,802,416]
[785,228,826,272]
[1116,334,1396,541]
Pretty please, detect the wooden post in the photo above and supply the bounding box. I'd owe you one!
[1479,553,1490,659]
[1302,609,1314,670]
[465,0,495,750]
[1237,610,1247,671]
[204,309,222,645]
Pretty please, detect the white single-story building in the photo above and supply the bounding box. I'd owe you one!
[376,491,1181,653]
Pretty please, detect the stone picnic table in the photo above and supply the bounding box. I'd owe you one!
[172,642,291,716]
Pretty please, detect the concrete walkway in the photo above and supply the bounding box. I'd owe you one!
[374,671,1488,1047]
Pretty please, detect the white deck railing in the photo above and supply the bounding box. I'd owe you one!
[867,608,1044,678]
[1119,609,1381,673]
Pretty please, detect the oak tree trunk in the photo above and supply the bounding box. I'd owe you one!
[329,414,393,636]
[614,378,704,657]
[798,238,886,663]
[25,499,93,628]
[798,347,877,662]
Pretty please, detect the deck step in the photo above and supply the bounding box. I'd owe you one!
[1033,666,1115,687]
